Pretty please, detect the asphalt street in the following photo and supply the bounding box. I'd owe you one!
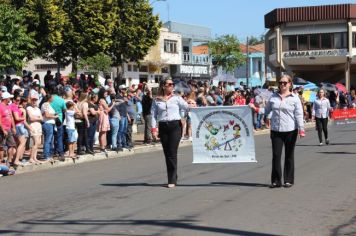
[1,123,356,236]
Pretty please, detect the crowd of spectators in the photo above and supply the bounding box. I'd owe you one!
[1,70,355,176]
[0,70,143,175]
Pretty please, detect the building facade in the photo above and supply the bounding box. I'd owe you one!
[234,43,268,87]
[265,4,356,90]
[164,21,212,81]
[24,58,72,84]
[123,27,182,85]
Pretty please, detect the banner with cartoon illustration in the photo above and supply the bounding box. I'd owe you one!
[190,106,256,163]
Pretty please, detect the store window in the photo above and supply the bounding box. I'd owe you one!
[139,65,148,72]
[309,34,320,49]
[333,32,347,49]
[298,35,308,50]
[133,65,138,72]
[288,35,298,51]
[282,36,289,51]
[127,64,132,72]
[161,67,169,73]
[321,34,332,49]
[353,33,356,48]
[164,40,178,53]
[268,38,276,54]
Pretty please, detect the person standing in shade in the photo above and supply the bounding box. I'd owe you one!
[312,88,331,146]
[151,78,189,188]
[142,88,153,144]
[264,75,305,188]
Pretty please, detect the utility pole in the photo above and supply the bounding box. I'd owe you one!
[246,37,249,88]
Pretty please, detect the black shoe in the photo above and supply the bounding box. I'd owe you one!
[269,183,282,188]
[284,183,293,188]
[59,155,65,162]
[325,139,329,145]
[86,150,95,155]
[77,151,85,155]
[116,148,123,152]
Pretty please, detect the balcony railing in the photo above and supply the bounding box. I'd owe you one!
[183,52,210,65]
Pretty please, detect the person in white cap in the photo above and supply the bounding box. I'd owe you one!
[0,92,16,165]
[26,93,43,164]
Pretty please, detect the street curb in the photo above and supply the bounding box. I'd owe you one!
[11,122,315,175]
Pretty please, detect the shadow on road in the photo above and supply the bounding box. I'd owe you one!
[101,182,270,188]
[297,142,356,147]
[330,215,356,236]
[11,219,281,236]
[316,151,356,155]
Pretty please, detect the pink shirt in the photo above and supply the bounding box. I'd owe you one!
[9,103,24,126]
[0,103,12,130]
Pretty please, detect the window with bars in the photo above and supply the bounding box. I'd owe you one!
[164,40,178,53]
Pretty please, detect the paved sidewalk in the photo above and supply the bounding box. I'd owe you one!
[8,122,315,175]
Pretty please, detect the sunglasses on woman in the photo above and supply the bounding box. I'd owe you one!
[279,81,289,85]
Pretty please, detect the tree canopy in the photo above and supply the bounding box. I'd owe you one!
[0,3,36,72]
[2,0,161,74]
[110,0,161,66]
[248,35,265,46]
[209,34,245,73]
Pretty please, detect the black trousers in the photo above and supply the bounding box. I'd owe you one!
[315,117,328,143]
[77,121,89,152]
[271,129,298,185]
[159,120,182,185]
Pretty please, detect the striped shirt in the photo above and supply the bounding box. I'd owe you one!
[151,95,188,128]
[265,92,304,132]
[312,98,331,118]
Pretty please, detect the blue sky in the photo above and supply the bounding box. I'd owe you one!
[153,0,352,41]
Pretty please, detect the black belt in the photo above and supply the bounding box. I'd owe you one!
[159,120,180,125]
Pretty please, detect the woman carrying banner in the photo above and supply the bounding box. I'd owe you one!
[312,88,331,146]
[151,77,189,188]
[264,75,305,188]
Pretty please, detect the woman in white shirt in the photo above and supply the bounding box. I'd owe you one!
[41,94,58,161]
[312,88,331,146]
[27,94,44,164]
[151,78,189,188]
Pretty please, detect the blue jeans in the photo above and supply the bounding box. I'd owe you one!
[256,113,264,129]
[54,124,64,156]
[42,123,55,158]
[118,117,128,148]
[87,120,97,150]
[110,117,120,149]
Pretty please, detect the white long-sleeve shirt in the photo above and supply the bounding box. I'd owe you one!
[151,95,188,128]
[312,97,331,118]
[265,92,304,132]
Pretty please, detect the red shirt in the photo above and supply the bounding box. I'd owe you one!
[0,103,12,130]
[235,97,246,106]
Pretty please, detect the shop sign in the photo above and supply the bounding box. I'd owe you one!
[180,65,208,75]
[283,49,348,58]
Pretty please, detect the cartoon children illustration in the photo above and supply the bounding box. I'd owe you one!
[204,122,221,135]
[233,124,241,138]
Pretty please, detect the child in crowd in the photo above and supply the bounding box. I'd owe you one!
[65,101,79,159]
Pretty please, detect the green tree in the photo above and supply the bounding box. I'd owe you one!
[67,0,118,72]
[78,52,112,73]
[78,52,112,86]
[248,34,265,46]
[110,0,161,82]
[24,0,70,71]
[209,34,245,73]
[0,3,36,72]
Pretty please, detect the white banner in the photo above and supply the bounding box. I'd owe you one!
[191,106,256,163]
